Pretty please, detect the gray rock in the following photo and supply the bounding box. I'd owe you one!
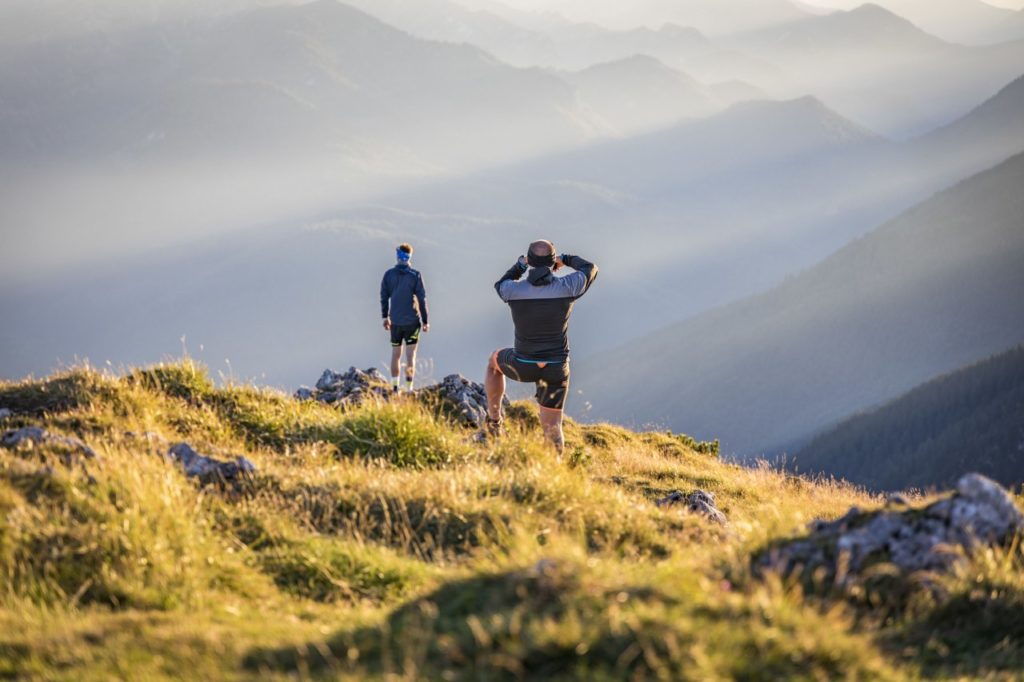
[0,408,12,419]
[952,473,1024,544]
[167,442,256,483]
[759,473,1024,585]
[421,374,509,428]
[656,489,727,524]
[309,367,393,406]
[1,426,97,462]
[297,369,506,427]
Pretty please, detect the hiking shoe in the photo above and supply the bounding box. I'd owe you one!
[474,417,505,443]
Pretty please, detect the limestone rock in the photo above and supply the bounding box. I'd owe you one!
[0,408,12,419]
[1,426,97,463]
[759,473,1024,584]
[656,489,727,524]
[420,374,505,428]
[304,367,393,406]
[167,442,256,484]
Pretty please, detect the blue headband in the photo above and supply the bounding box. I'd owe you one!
[396,249,411,262]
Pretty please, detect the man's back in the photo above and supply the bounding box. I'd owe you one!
[381,263,428,327]
[495,255,598,361]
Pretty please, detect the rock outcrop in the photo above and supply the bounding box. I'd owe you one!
[419,374,505,428]
[0,408,13,419]
[758,473,1024,583]
[295,368,503,429]
[167,442,256,484]
[656,489,727,524]
[1,426,97,463]
[295,367,393,406]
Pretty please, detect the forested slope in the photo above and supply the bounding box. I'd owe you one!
[792,344,1024,491]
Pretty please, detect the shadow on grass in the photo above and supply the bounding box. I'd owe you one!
[243,562,679,680]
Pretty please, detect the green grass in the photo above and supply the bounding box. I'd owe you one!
[1,361,1022,680]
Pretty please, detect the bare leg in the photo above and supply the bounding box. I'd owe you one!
[404,344,418,387]
[390,346,402,381]
[539,405,565,454]
[485,350,506,422]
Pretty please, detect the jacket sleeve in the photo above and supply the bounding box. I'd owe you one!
[494,260,528,301]
[380,272,391,319]
[560,254,599,298]
[415,273,428,325]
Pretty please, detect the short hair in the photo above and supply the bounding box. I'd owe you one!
[528,240,554,257]
[398,242,413,255]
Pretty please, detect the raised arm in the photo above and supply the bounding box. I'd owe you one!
[559,254,599,298]
[494,257,528,301]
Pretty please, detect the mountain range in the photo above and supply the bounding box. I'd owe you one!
[574,151,1024,458]
[730,3,1024,136]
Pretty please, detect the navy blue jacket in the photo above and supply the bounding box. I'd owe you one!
[381,263,428,326]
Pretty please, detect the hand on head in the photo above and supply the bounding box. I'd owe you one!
[527,239,559,269]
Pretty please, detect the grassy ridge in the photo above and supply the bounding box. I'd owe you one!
[1,361,1022,680]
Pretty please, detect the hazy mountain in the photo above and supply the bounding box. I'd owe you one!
[910,74,1024,179]
[0,0,302,46]
[792,0,1024,45]
[0,0,594,166]
[472,0,813,36]
[574,151,1024,458]
[340,0,559,66]
[5,70,1024,389]
[0,96,896,389]
[562,56,726,133]
[343,0,784,88]
[732,3,1024,136]
[791,344,1024,491]
[0,0,606,278]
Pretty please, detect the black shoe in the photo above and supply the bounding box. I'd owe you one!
[474,417,504,443]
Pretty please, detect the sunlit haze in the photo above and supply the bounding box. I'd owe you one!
[1,0,1022,457]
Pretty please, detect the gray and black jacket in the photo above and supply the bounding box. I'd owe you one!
[381,263,428,326]
[495,255,598,361]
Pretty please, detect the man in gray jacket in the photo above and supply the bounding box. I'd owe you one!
[484,239,598,452]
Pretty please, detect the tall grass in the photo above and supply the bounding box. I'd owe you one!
[0,361,1021,680]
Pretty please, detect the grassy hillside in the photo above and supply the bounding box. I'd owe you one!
[577,149,1024,459]
[791,344,1024,492]
[1,361,1023,679]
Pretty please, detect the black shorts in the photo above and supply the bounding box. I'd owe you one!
[496,348,570,410]
[390,323,421,347]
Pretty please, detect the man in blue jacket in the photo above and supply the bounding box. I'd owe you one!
[485,239,598,452]
[381,243,429,392]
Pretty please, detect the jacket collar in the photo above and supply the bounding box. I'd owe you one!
[527,266,553,286]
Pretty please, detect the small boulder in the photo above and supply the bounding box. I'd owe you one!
[758,473,1024,584]
[420,374,507,428]
[0,408,12,419]
[656,489,727,524]
[1,426,97,463]
[308,367,393,406]
[167,442,256,484]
